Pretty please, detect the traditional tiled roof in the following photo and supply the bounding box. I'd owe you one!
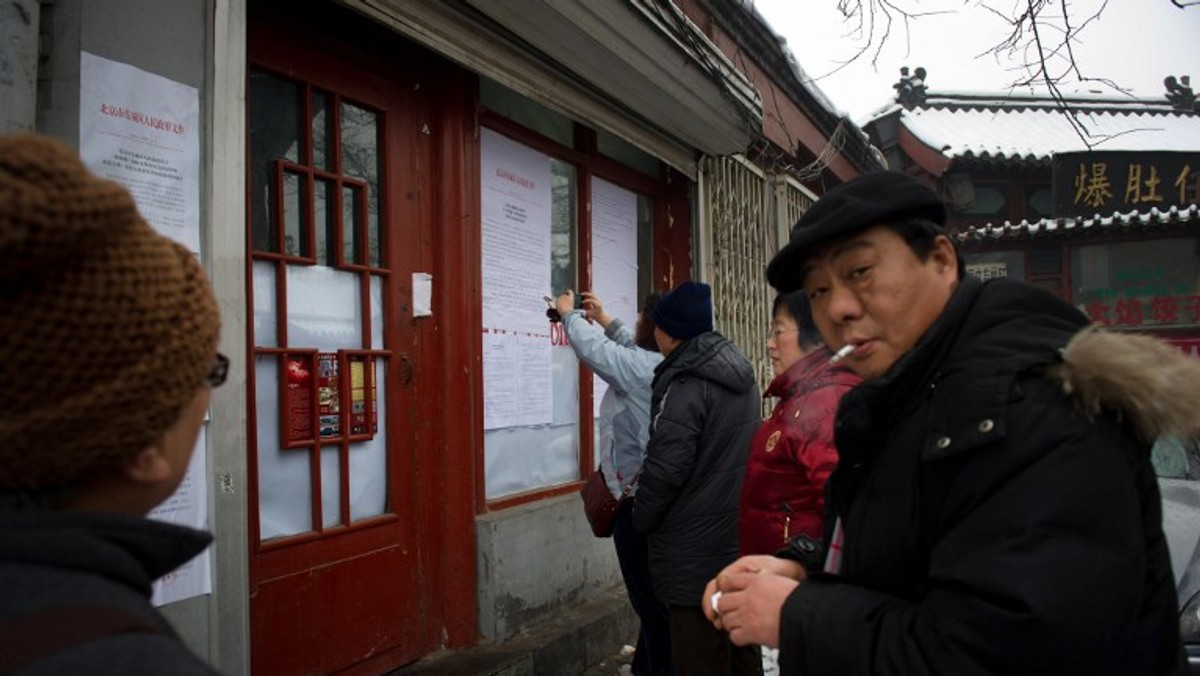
[874,91,1200,166]
[958,203,1200,241]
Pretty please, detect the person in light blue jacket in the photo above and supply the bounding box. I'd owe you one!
[556,289,672,676]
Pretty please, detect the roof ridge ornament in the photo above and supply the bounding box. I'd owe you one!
[894,66,928,108]
[1164,75,1198,113]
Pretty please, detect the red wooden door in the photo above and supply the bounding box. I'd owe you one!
[246,6,434,674]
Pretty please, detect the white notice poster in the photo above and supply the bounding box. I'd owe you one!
[79,52,201,254]
[149,427,212,606]
[480,129,554,429]
[480,128,553,333]
[590,178,640,415]
[80,52,209,605]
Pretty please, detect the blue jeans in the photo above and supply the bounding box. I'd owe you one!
[614,499,675,676]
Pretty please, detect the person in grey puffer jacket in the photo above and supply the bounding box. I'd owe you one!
[633,280,763,676]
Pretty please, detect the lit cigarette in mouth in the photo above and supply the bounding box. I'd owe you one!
[829,344,855,365]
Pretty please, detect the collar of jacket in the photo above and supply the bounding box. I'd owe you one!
[0,509,213,597]
[653,331,755,395]
[835,276,1091,466]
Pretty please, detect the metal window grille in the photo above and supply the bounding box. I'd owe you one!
[701,156,814,416]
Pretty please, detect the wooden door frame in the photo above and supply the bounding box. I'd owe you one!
[245,1,480,670]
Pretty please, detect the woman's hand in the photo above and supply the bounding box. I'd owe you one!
[580,292,612,327]
[555,290,577,317]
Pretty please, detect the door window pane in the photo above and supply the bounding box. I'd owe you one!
[340,103,381,266]
[315,179,336,266]
[350,358,388,521]
[343,184,362,265]
[253,261,278,347]
[321,446,342,528]
[312,90,332,171]
[286,266,364,351]
[283,171,310,258]
[249,70,303,253]
[256,355,315,540]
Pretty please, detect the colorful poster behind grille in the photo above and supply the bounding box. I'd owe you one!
[318,353,340,438]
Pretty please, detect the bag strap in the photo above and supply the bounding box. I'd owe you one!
[0,604,168,672]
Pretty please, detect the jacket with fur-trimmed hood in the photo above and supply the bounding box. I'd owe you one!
[778,276,1195,676]
[633,330,760,606]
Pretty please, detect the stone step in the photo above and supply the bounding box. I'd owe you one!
[389,585,638,676]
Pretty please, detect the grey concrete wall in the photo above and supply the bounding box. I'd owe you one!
[0,0,39,132]
[477,493,624,641]
[33,2,250,673]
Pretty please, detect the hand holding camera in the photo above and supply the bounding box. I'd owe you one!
[545,290,586,323]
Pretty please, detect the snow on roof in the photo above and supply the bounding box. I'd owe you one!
[958,203,1200,242]
[885,91,1200,163]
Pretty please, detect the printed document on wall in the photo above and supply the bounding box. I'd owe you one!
[79,52,201,255]
[591,178,639,416]
[149,426,212,606]
[480,129,553,428]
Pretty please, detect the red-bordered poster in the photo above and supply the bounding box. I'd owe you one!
[286,355,313,442]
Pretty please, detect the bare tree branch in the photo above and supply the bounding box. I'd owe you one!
[778,0,1195,146]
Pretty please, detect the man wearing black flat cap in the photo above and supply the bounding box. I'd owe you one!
[633,280,763,676]
[702,171,1194,675]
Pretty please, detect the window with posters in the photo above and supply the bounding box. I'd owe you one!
[248,68,390,539]
[1071,237,1200,329]
[480,79,658,501]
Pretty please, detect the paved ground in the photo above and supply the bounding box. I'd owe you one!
[580,641,635,676]
[389,585,638,676]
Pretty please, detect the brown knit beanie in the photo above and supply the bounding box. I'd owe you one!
[0,133,221,491]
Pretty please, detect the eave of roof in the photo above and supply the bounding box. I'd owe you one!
[867,90,1200,168]
[957,203,1200,242]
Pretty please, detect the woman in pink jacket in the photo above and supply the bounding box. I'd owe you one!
[739,292,859,557]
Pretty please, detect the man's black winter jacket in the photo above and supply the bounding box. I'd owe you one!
[634,331,760,607]
[778,277,1186,675]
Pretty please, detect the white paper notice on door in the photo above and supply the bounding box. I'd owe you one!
[413,272,433,317]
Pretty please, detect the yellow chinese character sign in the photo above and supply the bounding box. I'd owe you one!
[1054,151,1200,217]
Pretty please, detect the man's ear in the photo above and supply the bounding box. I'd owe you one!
[931,235,959,277]
[123,442,172,484]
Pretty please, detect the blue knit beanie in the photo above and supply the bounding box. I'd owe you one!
[653,281,713,341]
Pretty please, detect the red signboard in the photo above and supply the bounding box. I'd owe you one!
[1165,338,1200,360]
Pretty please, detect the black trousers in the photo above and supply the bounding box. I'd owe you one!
[667,605,761,676]
[614,499,675,676]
